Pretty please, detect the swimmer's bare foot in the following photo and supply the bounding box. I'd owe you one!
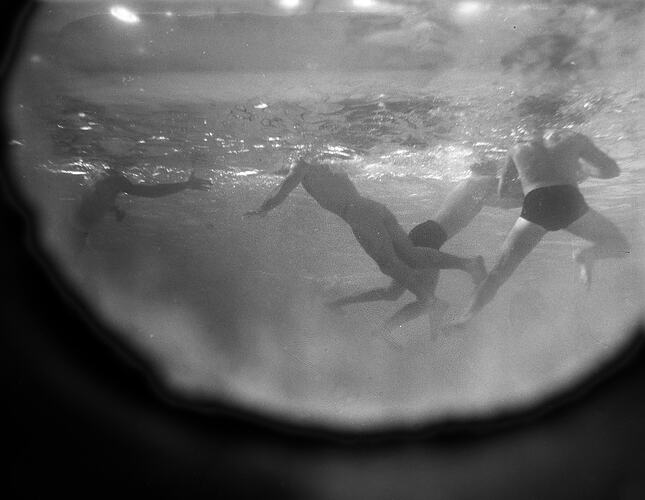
[467,256,487,286]
[441,310,474,333]
[574,250,593,289]
[324,300,347,315]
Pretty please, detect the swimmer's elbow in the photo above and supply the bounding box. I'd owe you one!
[598,161,620,179]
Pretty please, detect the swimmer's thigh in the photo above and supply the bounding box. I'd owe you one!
[565,208,629,249]
[490,217,546,282]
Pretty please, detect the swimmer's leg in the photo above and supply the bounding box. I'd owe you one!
[565,208,630,288]
[448,217,546,328]
[349,218,429,302]
[326,280,406,311]
[385,215,487,285]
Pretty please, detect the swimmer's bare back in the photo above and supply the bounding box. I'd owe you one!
[245,158,487,289]
[508,130,619,194]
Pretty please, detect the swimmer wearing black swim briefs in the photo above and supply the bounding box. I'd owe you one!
[408,219,449,249]
[520,184,589,231]
[448,121,630,328]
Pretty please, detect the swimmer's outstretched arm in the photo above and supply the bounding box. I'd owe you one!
[123,171,211,198]
[244,161,307,216]
[498,154,520,199]
[577,135,620,179]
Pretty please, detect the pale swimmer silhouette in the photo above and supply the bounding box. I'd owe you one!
[244,156,488,332]
[448,97,631,328]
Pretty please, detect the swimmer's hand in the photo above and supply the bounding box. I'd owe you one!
[186,171,212,191]
[243,208,268,218]
[109,206,126,222]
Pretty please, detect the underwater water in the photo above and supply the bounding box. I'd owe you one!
[5,1,645,429]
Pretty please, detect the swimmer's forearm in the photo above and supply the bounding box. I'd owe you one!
[579,137,620,178]
[258,194,285,212]
[257,168,304,212]
[591,160,620,179]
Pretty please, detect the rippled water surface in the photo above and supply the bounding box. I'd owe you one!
[6,3,645,428]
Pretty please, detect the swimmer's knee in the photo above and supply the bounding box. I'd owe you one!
[376,259,396,277]
[375,255,407,279]
[383,286,404,301]
[484,268,505,288]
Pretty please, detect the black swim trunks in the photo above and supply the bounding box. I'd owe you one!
[408,219,448,249]
[520,185,589,231]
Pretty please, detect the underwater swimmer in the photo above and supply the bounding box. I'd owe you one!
[244,157,487,309]
[449,120,629,328]
[327,160,525,334]
[69,167,211,253]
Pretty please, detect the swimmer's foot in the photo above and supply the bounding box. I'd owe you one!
[574,251,593,290]
[441,310,475,333]
[324,300,347,315]
[466,255,487,286]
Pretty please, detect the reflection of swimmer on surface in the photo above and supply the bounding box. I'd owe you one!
[68,166,211,253]
[244,156,487,311]
[326,160,524,334]
[448,104,630,328]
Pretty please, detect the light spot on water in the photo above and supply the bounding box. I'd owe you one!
[110,6,140,24]
[278,0,300,10]
[235,170,259,177]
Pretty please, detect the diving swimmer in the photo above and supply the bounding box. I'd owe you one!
[244,156,488,309]
[449,110,630,327]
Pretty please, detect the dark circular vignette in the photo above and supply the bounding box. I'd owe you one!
[2,1,645,498]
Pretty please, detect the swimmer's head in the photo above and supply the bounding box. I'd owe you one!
[515,94,565,134]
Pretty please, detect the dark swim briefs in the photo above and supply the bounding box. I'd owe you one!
[520,185,589,231]
[408,219,448,249]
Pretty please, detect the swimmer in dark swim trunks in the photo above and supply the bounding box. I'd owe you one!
[448,103,630,327]
[244,156,488,312]
[326,161,524,334]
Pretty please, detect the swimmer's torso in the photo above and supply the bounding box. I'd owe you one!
[511,130,585,194]
[299,160,362,217]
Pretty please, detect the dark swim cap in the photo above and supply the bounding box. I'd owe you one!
[408,220,448,249]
